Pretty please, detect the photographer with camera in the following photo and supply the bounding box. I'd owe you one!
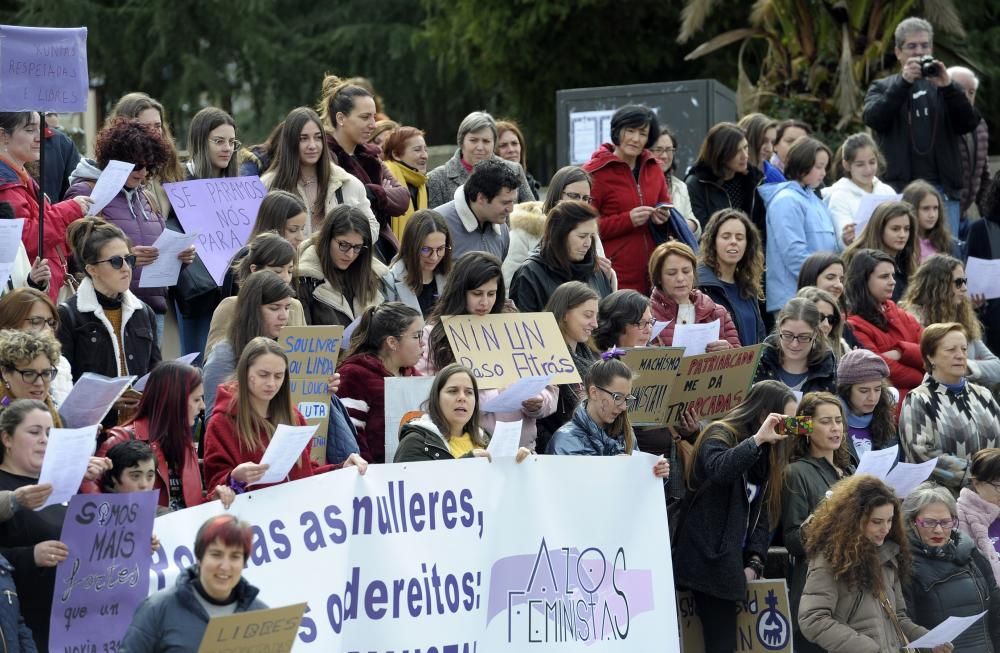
[863,17,980,239]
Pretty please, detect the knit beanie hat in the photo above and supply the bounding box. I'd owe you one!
[837,349,890,386]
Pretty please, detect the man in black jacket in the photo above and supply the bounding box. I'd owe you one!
[863,16,980,240]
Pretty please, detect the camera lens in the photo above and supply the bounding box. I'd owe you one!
[920,55,937,78]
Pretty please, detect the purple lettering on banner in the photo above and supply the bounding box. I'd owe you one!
[0,25,89,112]
[164,176,267,285]
[49,491,158,652]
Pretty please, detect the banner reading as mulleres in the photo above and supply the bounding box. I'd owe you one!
[151,456,678,652]
[50,491,158,653]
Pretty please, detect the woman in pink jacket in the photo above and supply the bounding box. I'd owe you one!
[958,448,1000,584]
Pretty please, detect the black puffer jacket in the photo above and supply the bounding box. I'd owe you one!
[684,163,766,237]
[753,335,837,394]
[509,250,612,314]
[904,530,1000,653]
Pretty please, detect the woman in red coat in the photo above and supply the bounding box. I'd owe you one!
[203,337,366,491]
[0,112,92,301]
[648,241,741,350]
[583,105,698,295]
[845,248,924,404]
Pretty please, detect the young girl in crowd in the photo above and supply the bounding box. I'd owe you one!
[203,337,365,491]
[796,286,849,360]
[845,248,924,404]
[822,133,896,247]
[754,297,837,393]
[298,205,387,326]
[261,106,377,238]
[649,241,740,350]
[382,126,429,237]
[902,253,1000,386]
[650,126,699,235]
[0,288,73,403]
[902,181,962,262]
[798,252,847,312]
[782,392,855,653]
[337,302,424,464]
[697,209,766,346]
[592,290,653,350]
[382,209,452,318]
[673,381,794,653]
[685,122,766,235]
[836,349,899,461]
[247,190,308,250]
[769,119,811,179]
[958,449,1000,584]
[737,113,778,186]
[496,120,541,200]
[420,252,556,453]
[843,201,919,301]
[85,361,235,513]
[510,200,613,312]
[762,136,839,313]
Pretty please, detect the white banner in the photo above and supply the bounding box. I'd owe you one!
[150,456,678,651]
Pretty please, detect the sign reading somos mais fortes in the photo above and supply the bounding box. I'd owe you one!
[280,325,344,463]
[164,176,267,285]
[441,312,581,390]
[0,25,89,112]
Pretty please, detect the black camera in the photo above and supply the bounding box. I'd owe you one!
[919,55,938,78]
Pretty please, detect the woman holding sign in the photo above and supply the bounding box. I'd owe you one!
[0,111,92,302]
[203,337,365,492]
[122,514,268,652]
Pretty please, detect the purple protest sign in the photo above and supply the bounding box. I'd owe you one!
[0,25,89,112]
[164,176,267,285]
[49,491,158,652]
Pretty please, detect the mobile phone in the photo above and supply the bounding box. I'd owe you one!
[776,416,813,436]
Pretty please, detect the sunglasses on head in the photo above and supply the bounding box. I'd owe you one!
[92,254,137,270]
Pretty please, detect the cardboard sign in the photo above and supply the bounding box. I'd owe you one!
[441,312,581,390]
[622,347,685,425]
[663,345,763,426]
[50,492,157,652]
[679,580,793,653]
[0,25,89,112]
[164,176,267,285]
[280,325,344,464]
[198,603,307,653]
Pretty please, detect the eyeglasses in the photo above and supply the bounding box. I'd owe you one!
[209,137,242,149]
[92,254,137,270]
[23,317,57,330]
[596,386,637,407]
[562,192,594,204]
[8,367,58,384]
[914,517,957,531]
[632,319,657,329]
[779,331,814,344]
[334,240,367,254]
[419,245,451,258]
[901,41,931,52]
[954,277,968,288]
[649,147,676,155]
[818,313,839,326]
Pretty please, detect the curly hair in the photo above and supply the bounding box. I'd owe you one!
[803,474,909,592]
[95,118,170,177]
[836,381,897,451]
[0,329,60,368]
[900,254,981,340]
[698,209,764,300]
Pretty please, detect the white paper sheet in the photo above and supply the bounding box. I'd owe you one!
[0,218,24,289]
[965,257,1000,300]
[852,193,901,233]
[86,160,135,216]
[36,425,98,509]
[885,457,938,498]
[58,373,137,428]
[253,423,319,485]
[133,352,201,392]
[138,229,200,288]
[480,375,554,413]
[486,420,522,459]
[906,611,987,648]
[855,445,899,479]
[671,319,720,356]
[648,320,671,344]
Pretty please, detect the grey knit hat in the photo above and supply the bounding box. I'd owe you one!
[837,349,890,386]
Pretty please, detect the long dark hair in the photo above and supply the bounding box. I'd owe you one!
[541,166,592,214]
[798,252,846,311]
[129,361,203,473]
[187,107,238,179]
[539,200,599,274]
[593,290,649,351]
[426,364,487,447]
[249,190,307,240]
[428,252,505,370]
[227,270,294,356]
[836,382,897,451]
[789,392,852,469]
[315,205,380,305]
[845,249,896,330]
[585,358,636,452]
[267,107,330,216]
[393,209,452,295]
[234,232,295,283]
[698,208,764,299]
[346,302,421,360]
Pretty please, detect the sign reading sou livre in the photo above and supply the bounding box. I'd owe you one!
[0,25,89,112]
[280,325,344,464]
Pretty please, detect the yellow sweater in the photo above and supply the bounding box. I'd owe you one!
[384,160,428,239]
[448,433,474,459]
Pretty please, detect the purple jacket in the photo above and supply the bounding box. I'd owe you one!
[65,159,168,313]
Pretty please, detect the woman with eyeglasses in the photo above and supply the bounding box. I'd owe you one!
[66,117,196,341]
[650,126,700,237]
[298,205,387,327]
[901,323,1000,493]
[959,449,1000,584]
[56,219,160,423]
[592,290,654,350]
[903,482,1000,652]
[337,302,424,463]
[0,288,74,404]
[696,209,766,346]
[0,330,65,427]
[845,248,924,405]
[901,254,1000,386]
[382,209,452,318]
[796,286,850,360]
[754,297,837,394]
[509,200,613,314]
